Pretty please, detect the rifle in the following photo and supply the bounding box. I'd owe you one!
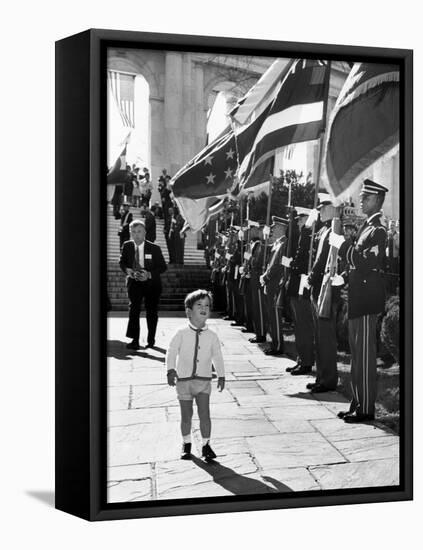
[317,214,342,319]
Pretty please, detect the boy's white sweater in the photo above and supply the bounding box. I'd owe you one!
[165,323,225,380]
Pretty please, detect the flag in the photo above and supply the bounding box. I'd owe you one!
[322,62,400,203]
[108,70,135,128]
[107,144,127,184]
[238,59,330,190]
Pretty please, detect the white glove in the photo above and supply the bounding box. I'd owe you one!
[259,274,266,286]
[298,273,310,295]
[281,256,292,267]
[244,251,251,260]
[305,208,319,228]
[331,274,345,287]
[238,229,244,240]
[263,225,271,238]
[239,266,245,274]
[329,232,345,249]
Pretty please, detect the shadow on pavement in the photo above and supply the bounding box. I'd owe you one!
[107,340,165,363]
[25,490,55,508]
[191,457,293,495]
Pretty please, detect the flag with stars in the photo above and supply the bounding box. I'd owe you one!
[171,130,239,230]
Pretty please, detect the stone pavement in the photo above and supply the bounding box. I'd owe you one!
[107,313,399,503]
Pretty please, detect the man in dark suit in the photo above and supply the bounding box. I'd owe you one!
[118,203,133,250]
[139,204,156,242]
[332,179,389,423]
[119,219,167,350]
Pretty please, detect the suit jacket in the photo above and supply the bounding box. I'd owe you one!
[119,239,167,289]
[339,213,387,319]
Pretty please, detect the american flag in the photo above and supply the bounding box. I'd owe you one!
[108,70,135,129]
[322,62,400,203]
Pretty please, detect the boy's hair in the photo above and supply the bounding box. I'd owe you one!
[184,289,213,310]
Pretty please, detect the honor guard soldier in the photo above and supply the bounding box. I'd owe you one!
[283,207,315,376]
[305,194,342,393]
[260,216,288,356]
[248,223,268,344]
[239,223,256,334]
[331,179,389,423]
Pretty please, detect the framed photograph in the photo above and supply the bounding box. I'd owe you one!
[55,29,413,521]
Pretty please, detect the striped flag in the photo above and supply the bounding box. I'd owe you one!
[107,144,127,184]
[238,59,330,190]
[108,70,135,128]
[322,62,400,202]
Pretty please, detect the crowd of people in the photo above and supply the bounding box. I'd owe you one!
[204,179,399,424]
[112,166,187,265]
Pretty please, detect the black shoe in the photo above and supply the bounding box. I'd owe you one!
[202,442,217,461]
[286,363,300,373]
[344,412,375,423]
[306,381,317,390]
[337,410,350,419]
[291,365,312,376]
[181,443,192,460]
[249,337,266,343]
[223,316,233,321]
[146,341,155,348]
[264,349,284,356]
[241,328,251,333]
[126,340,140,350]
[230,321,242,326]
[310,383,336,393]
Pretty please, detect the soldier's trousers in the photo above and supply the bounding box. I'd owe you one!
[233,277,245,324]
[250,279,267,339]
[348,314,378,416]
[311,298,338,389]
[290,296,315,367]
[244,278,255,331]
[266,292,284,352]
[226,280,236,319]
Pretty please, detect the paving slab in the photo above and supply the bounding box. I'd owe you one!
[108,463,152,481]
[108,407,167,427]
[107,479,152,502]
[334,435,400,462]
[311,418,391,442]
[247,432,347,469]
[261,467,321,492]
[310,457,400,489]
[264,405,336,421]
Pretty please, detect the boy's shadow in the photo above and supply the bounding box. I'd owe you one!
[107,340,165,363]
[190,456,292,495]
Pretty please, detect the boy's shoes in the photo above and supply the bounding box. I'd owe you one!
[202,442,217,461]
[126,340,140,350]
[180,443,192,460]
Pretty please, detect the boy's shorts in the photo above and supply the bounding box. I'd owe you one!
[176,379,212,401]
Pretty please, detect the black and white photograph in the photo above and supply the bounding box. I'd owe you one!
[106,46,402,503]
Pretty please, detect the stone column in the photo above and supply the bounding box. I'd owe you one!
[194,62,207,152]
[150,96,165,203]
[164,52,184,176]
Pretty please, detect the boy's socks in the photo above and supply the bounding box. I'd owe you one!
[202,438,210,446]
[183,434,192,444]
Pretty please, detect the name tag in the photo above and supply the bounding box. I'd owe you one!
[145,254,152,259]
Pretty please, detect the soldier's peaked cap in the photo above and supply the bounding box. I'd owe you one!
[271,216,289,226]
[360,179,389,195]
[317,192,334,209]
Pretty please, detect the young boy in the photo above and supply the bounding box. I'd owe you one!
[166,289,225,461]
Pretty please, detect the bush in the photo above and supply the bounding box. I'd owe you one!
[380,295,400,363]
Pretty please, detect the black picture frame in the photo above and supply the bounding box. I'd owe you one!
[55,28,413,521]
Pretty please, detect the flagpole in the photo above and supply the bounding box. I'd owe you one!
[307,60,332,273]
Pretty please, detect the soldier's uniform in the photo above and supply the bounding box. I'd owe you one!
[338,179,389,422]
[239,227,256,333]
[308,196,340,392]
[261,217,288,355]
[249,231,268,343]
[285,212,315,375]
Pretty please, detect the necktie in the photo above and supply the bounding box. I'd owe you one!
[134,245,142,271]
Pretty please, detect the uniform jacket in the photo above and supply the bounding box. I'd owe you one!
[119,239,167,289]
[339,212,387,319]
[308,224,331,300]
[262,237,286,296]
[286,226,312,297]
